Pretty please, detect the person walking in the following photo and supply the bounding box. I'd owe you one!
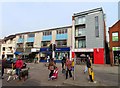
[61,56,66,73]
[87,56,96,83]
[65,58,72,79]
[14,54,23,80]
[48,58,56,80]
[1,58,6,79]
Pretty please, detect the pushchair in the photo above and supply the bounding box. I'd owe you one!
[51,67,58,80]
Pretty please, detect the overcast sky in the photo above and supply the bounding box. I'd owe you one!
[0,1,119,42]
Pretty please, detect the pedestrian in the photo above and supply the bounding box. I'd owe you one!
[48,58,56,80]
[71,59,74,71]
[1,58,6,79]
[61,55,66,73]
[84,58,88,74]
[34,56,38,64]
[65,58,72,79]
[87,56,96,83]
[14,54,23,80]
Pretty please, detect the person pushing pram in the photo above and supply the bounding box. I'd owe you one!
[48,58,58,80]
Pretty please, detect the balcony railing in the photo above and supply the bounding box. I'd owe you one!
[56,34,67,40]
[27,37,34,42]
[17,38,24,43]
[42,35,52,41]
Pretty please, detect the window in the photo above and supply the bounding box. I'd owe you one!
[3,47,5,51]
[41,41,50,47]
[56,29,67,34]
[75,38,86,48]
[95,16,99,37]
[56,40,67,47]
[65,29,67,33]
[26,42,33,47]
[112,32,118,41]
[75,16,85,25]
[28,33,35,37]
[75,26,85,36]
[43,31,52,36]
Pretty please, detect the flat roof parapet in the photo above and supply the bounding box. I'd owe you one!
[73,7,103,17]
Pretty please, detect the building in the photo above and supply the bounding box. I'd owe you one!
[15,26,72,62]
[1,7,107,64]
[72,8,107,64]
[109,20,120,65]
[0,39,4,59]
[0,35,16,59]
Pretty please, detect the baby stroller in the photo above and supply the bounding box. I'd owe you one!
[51,67,58,80]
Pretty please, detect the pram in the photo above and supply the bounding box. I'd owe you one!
[51,67,58,80]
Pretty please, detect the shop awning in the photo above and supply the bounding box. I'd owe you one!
[14,51,22,55]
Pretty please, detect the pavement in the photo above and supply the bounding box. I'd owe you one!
[1,62,119,86]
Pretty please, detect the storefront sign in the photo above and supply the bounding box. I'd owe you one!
[55,47,70,51]
[31,48,40,52]
[74,48,93,52]
[112,47,120,51]
[40,47,70,52]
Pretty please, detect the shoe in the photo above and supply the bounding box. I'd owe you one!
[48,78,51,81]
[93,81,97,83]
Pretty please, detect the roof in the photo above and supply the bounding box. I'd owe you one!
[3,35,16,41]
[109,20,120,30]
[73,7,103,17]
[16,25,72,35]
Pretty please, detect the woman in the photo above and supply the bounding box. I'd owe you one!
[65,58,72,79]
[48,58,56,80]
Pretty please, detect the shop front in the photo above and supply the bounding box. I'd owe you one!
[74,48,94,65]
[39,47,52,62]
[55,47,70,63]
[112,47,120,65]
[39,47,70,63]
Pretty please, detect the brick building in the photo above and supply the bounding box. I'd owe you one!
[109,20,120,65]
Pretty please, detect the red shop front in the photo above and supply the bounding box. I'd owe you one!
[94,48,104,64]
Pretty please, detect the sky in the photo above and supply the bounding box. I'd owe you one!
[0,1,119,42]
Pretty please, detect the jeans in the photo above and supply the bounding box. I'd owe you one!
[66,68,72,79]
[84,66,88,73]
[16,68,21,80]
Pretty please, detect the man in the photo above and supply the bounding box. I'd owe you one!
[14,54,23,80]
[1,58,6,79]
[87,56,96,83]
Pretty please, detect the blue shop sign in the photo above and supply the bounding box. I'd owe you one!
[56,47,70,51]
[40,48,50,52]
[40,47,70,52]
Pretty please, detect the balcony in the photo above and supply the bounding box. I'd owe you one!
[75,29,86,37]
[27,37,34,42]
[56,34,67,40]
[17,38,24,43]
[42,35,52,41]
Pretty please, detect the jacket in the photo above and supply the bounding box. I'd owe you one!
[66,59,72,70]
[14,59,23,69]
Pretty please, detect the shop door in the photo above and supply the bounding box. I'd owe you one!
[114,51,120,65]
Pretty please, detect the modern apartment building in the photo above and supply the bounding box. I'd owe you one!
[109,20,120,65]
[72,8,107,64]
[1,7,107,64]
